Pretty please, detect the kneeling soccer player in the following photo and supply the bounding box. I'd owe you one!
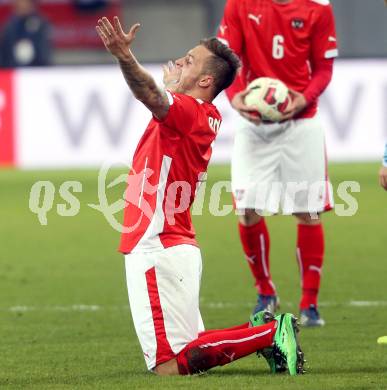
[96,16,305,376]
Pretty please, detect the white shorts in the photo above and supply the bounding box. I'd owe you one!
[124,244,204,370]
[231,115,334,214]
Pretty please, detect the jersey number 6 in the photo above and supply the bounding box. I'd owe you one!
[272,35,284,59]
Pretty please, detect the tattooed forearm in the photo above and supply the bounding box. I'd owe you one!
[118,57,155,100]
[118,53,169,119]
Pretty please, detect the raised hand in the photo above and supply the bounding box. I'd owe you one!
[96,16,140,61]
[96,16,170,119]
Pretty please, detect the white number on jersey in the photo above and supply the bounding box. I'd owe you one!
[272,35,285,60]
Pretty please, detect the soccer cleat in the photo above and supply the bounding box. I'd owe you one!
[253,294,279,315]
[300,305,325,327]
[250,310,275,327]
[272,313,306,375]
[250,310,287,374]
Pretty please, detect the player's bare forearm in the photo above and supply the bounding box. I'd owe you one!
[96,16,169,119]
[118,54,168,117]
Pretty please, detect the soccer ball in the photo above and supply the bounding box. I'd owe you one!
[244,77,290,122]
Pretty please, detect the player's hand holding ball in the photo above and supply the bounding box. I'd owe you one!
[231,89,262,125]
[282,89,308,121]
[243,77,291,123]
[96,16,140,61]
[240,77,308,123]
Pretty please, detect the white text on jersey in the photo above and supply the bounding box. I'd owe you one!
[208,117,221,133]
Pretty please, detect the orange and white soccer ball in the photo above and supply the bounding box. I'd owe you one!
[244,77,290,122]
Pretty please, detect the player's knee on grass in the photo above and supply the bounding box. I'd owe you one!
[153,358,180,376]
[238,209,262,226]
[294,212,321,225]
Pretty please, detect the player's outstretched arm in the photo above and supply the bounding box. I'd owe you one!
[96,16,169,120]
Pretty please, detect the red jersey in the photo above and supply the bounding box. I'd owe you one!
[119,92,222,254]
[218,0,338,118]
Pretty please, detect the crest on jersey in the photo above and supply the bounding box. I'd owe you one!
[291,18,305,29]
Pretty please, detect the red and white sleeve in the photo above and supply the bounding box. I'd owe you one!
[311,4,338,62]
[303,4,338,104]
[217,0,245,103]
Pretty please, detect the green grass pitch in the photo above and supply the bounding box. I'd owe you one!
[1,162,387,389]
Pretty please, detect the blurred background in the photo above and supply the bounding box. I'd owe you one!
[0,0,386,168]
[1,0,387,65]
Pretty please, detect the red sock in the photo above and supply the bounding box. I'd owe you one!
[176,321,276,375]
[297,223,324,309]
[238,219,276,295]
[198,322,249,338]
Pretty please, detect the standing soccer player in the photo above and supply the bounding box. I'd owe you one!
[96,16,305,376]
[218,0,338,326]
